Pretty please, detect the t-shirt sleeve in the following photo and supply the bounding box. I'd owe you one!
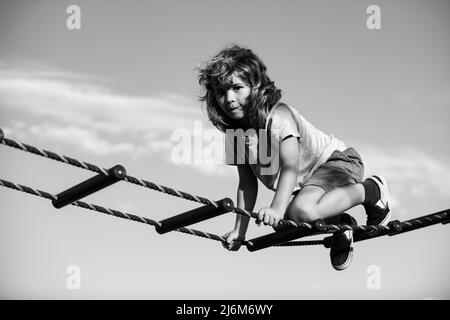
[270,105,301,142]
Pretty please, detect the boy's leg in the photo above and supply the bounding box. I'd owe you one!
[285,184,359,271]
[285,184,365,222]
[286,147,365,271]
[285,148,390,270]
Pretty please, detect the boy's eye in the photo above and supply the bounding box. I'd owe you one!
[213,86,242,96]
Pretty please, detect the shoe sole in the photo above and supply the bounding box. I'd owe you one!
[333,247,353,271]
[331,231,354,271]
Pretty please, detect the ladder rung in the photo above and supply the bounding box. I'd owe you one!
[156,198,234,234]
[52,165,126,209]
[246,220,325,252]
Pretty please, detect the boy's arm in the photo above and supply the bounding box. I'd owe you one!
[234,164,258,237]
[269,136,300,216]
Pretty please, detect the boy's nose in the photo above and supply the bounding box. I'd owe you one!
[225,90,235,102]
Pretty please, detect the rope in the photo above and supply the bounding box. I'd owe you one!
[8,130,443,234]
[0,176,325,248]
[1,130,449,249]
[0,178,225,244]
[0,178,448,248]
[0,177,325,247]
[274,240,324,247]
[0,132,304,229]
[395,210,449,232]
[276,209,450,247]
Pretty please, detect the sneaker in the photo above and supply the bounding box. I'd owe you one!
[330,213,356,271]
[364,175,391,226]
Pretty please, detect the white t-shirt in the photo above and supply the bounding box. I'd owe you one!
[225,102,346,192]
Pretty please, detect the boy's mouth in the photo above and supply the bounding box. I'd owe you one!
[229,108,241,114]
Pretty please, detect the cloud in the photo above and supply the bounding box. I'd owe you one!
[359,145,450,218]
[28,124,140,156]
[2,62,450,194]
[0,62,210,159]
[361,145,450,198]
[0,73,201,133]
[0,62,238,179]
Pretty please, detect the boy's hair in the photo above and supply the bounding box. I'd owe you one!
[197,44,282,132]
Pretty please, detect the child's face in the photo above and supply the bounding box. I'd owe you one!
[213,73,251,121]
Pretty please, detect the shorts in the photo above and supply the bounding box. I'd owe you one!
[294,147,364,194]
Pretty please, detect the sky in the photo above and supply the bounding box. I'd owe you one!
[0,0,449,299]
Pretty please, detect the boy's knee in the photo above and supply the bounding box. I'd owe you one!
[285,202,318,223]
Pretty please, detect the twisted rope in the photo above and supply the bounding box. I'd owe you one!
[273,209,449,247]
[0,178,225,243]
[274,240,324,247]
[0,178,448,248]
[0,131,305,229]
[0,177,325,247]
[1,131,449,249]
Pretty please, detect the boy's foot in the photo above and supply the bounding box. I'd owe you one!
[364,175,391,226]
[330,213,356,271]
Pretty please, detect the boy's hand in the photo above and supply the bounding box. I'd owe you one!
[222,229,245,251]
[256,207,283,227]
